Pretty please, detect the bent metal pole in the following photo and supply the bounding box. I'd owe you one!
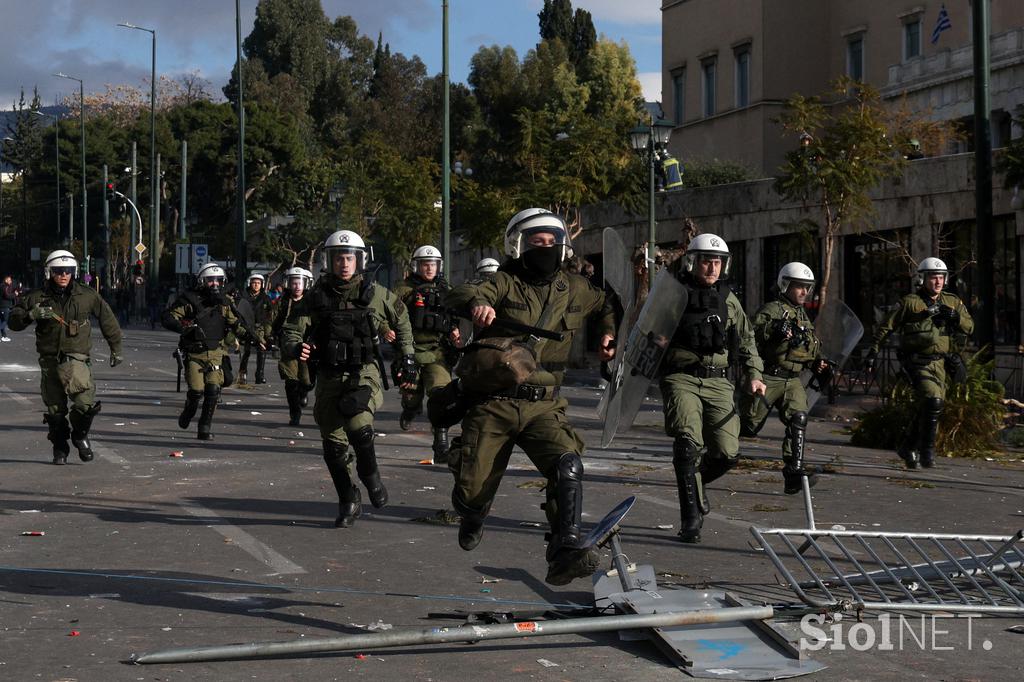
[132,605,774,664]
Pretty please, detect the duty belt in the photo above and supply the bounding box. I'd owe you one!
[765,365,801,379]
[490,384,550,401]
[680,364,728,379]
[905,352,944,363]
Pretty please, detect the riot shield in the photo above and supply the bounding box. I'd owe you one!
[804,299,864,410]
[600,268,688,447]
[597,228,635,421]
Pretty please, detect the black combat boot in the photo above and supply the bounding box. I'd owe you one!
[255,350,267,384]
[399,408,416,431]
[782,412,818,494]
[299,384,310,408]
[918,397,944,468]
[179,390,201,429]
[197,384,220,441]
[323,440,361,527]
[285,380,302,426]
[673,441,704,544]
[432,428,449,464]
[44,413,71,465]
[453,493,489,551]
[69,402,102,462]
[544,452,600,586]
[350,425,388,508]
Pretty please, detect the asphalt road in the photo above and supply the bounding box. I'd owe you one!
[1,324,1022,681]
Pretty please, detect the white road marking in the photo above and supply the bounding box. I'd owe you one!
[151,367,177,377]
[0,363,40,373]
[0,385,35,407]
[178,501,306,576]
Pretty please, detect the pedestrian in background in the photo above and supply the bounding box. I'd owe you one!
[1,274,18,342]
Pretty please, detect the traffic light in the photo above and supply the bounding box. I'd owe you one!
[105,182,116,202]
[132,260,144,277]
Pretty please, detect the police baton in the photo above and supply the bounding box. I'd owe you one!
[456,314,564,342]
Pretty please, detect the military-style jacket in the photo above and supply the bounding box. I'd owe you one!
[9,280,123,358]
[752,296,822,374]
[280,274,414,366]
[271,295,303,343]
[162,289,248,353]
[869,289,974,356]
[447,262,616,388]
[392,274,453,363]
[662,277,763,381]
[241,289,274,328]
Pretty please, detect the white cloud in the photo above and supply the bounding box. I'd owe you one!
[576,0,661,25]
[638,71,661,103]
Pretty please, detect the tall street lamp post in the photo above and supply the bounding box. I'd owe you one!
[54,72,86,268]
[328,183,345,233]
[233,0,248,283]
[32,110,61,239]
[452,160,472,236]
[117,22,157,288]
[629,117,674,289]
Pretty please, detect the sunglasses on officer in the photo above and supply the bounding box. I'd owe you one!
[51,267,75,277]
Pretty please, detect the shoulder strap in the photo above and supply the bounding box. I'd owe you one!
[528,275,571,353]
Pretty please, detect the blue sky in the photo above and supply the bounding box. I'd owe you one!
[1,1,662,110]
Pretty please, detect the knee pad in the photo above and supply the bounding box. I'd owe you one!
[322,440,348,462]
[203,383,221,398]
[788,412,808,429]
[556,452,583,483]
[348,424,375,449]
[924,397,944,417]
[186,389,203,401]
[672,438,701,466]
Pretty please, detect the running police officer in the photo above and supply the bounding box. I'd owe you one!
[281,230,418,528]
[273,266,315,426]
[162,262,258,440]
[237,273,272,384]
[8,250,123,464]
[865,257,974,468]
[444,208,616,586]
[393,245,460,462]
[739,262,827,494]
[660,234,765,543]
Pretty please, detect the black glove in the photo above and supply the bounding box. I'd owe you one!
[770,319,792,343]
[932,304,960,328]
[864,349,878,372]
[391,355,419,386]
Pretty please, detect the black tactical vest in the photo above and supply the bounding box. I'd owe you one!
[673,283,730,355]
[309,282,377,368]
[406,277,451,333]
[181,290,228,350]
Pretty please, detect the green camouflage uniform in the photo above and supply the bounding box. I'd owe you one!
[281,273,414,526]
[8,280,122,461]
[868,288,974,466]
[738,295,823,490]
[445,261,615,584]
[660,275,763,542]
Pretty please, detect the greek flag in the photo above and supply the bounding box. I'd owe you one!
[931,5,952,44]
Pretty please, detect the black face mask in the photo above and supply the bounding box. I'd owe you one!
[521,247,562,278]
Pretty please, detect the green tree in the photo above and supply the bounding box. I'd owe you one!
[995,113,1024,189]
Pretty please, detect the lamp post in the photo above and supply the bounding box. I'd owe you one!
[629,117,674,288]
[54,72,86,268]
[117,22,157,287]
[452,160,472,236]
[328,183,345,232]
[441,0,451,269]
[233,0,248,284]
[32,111,61,239]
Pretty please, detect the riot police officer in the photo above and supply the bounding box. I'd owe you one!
[273,267,314,426]
[162,262,257,440]
[444,208,616,586]
[739,262,828,494]
[8,250,123,464]
[393,245,460,462]
[237,273,272,384]
[281,230,418,528]
[659,234,765,543]
[866,257,974,468]
[474,257,500,282]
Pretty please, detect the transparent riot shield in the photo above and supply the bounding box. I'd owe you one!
[601,268,688,447]
[597,228,635,421]
[804,300,864,410]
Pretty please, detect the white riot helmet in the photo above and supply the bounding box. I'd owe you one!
[684,233,731,276]
[777,262,815,294]
[503,208,574,260]
[411,245,443,273]
[196,262,227,290]
[476,257,500,274]
[44,249,78,280]
[323,229,370,274]
[284,266,314,288]
[915,257,948,286]
[248,273,265,287]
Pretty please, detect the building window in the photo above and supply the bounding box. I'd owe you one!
[843,229,913,340]
[735,47,750,108]
[903,19,921,60]
[847,35,864,81]
[947,218,1020,344]
[672,69,685,124]
[702,58,716,118]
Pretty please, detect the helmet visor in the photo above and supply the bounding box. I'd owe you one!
[50,266,76,277]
